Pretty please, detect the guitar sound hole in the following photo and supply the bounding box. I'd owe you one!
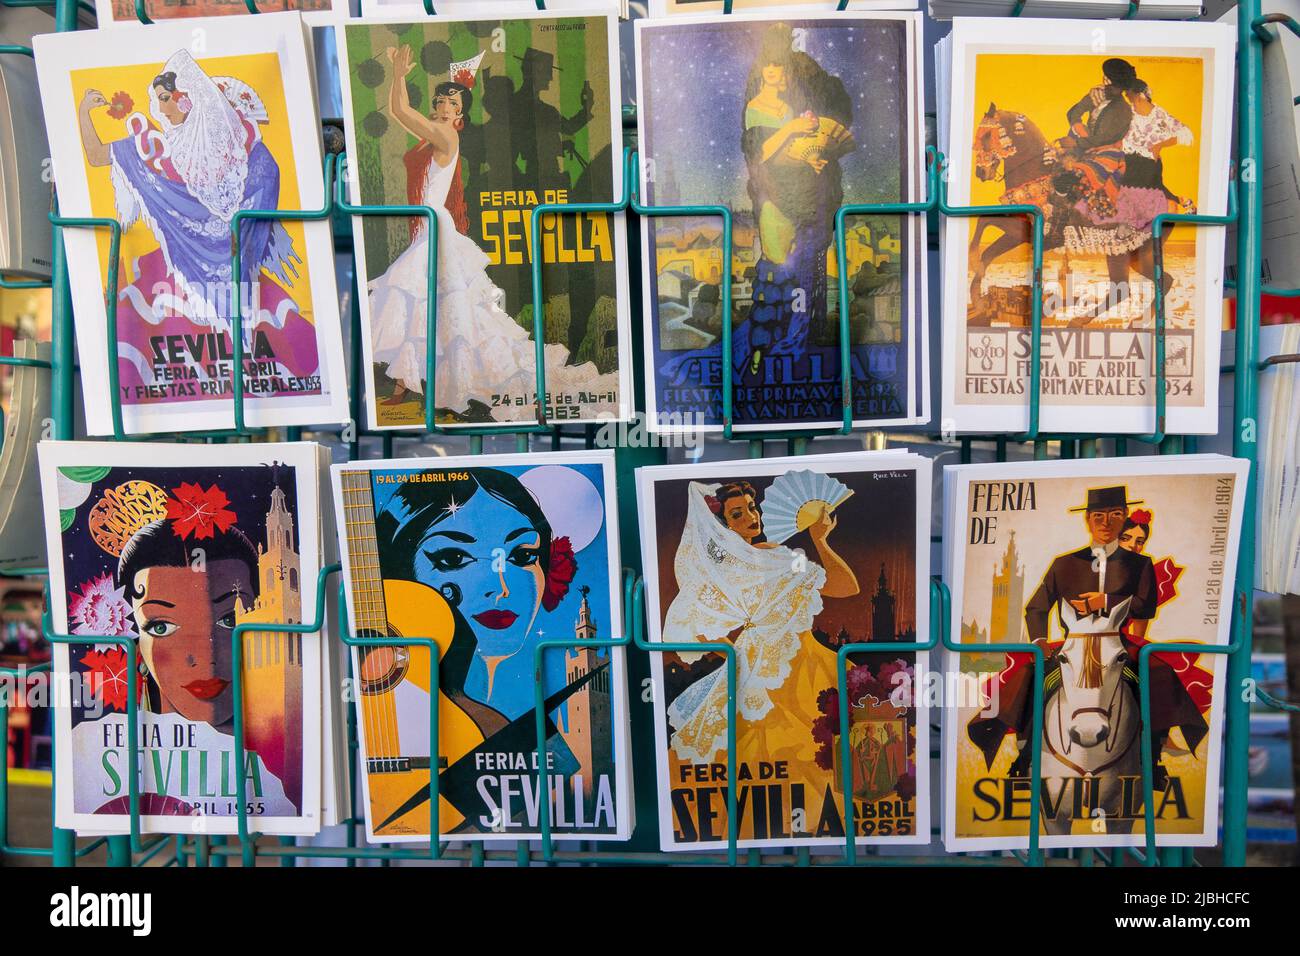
[358,628,410,695]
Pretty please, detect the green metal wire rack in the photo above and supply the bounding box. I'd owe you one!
[0,0,1295,868]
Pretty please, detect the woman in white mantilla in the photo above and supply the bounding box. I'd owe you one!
[665,479,858,776]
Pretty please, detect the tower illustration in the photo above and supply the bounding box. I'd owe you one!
[871,563,897,642]
[560,586,613,799]
[236,481,304,807]
[988,532,1024,644]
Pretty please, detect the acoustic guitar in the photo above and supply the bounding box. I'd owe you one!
[339,471,488,838]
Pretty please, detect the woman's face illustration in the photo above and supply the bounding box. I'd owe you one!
[412,491,545,657]
[761,63,785,88]
[722,493,762,543]
[433,90,464,125]
[1118,526,1148,553]
[154,85,188,126]
[131,558,251,726]
[1126,90,1153,115]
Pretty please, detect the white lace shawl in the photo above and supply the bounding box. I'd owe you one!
[150,50,252,223]
[663,481,826,764]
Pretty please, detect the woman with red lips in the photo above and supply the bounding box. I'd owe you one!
[116,519,258,729]
[87,499,296,818]
[378,468,579,721]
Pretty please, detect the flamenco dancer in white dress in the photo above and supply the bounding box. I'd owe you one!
[370,46,618,420]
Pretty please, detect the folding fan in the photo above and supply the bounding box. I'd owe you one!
[759,470,854,544]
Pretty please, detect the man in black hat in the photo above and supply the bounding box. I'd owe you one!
[1049,57,1140,235]
[1023,484,1157,642]
[1061,58,1139,154]
[968,485,1159,780]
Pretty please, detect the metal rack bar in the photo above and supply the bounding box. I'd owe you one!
[1222,0,1266,868]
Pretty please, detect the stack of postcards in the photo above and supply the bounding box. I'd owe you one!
[929,0,1203,20]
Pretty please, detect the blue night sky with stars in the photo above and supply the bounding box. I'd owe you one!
[639,17,909,210]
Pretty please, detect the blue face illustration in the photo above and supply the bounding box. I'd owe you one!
[410,490,545,659]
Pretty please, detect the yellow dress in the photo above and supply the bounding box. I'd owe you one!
[735,628,837,785]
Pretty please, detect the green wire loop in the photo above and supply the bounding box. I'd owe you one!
[1137,641,1239,864]
[336,580,445,860]
[531,568,635,861]
[629,573,741,865]
[41,591,147,856]
[940,584,1047,866]
[628,149,736,437]
[229,564,341,867]
[1250,12,1299,43]
[935,149,1047,442]
[835,577,944,865]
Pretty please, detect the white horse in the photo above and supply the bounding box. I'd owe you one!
[1039,598,1142,836]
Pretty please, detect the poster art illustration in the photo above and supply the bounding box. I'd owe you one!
[941,19,1235,434]
[333,452,630,842]
[38,442,323,835]
[639,455,931,850]
[33,16,347,435]
[943,457,1248,849]
[339,12,630,431]
[97,0,334,27]
[635,13,925,432]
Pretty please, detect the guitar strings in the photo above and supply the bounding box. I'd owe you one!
[346,475,417,821]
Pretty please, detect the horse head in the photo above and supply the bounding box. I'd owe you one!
[1053,597,1133,752]
[972,104,1045,187]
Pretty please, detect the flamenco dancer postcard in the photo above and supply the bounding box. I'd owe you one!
[38,441,325,836]
[941,455,1248,850]
[337,10,631,431]
[634,13,928,433]
[636,453,932,851]
[331,450,632,843]
[939,19,1235,434]
[33,14,348,436]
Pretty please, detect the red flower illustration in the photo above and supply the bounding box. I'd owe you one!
[1129,508,1152,526]
[541,536,577,611]
[107,91,133,120]
[704,495,721,515]
[81,646,143,713]
[165,482,237,540]
[453,68,475,89]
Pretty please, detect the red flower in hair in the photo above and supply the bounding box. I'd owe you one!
[542,536,577,611]
[1129,508,1152,525]
[453,68,475,89]
[704,495,722,515]
[166,482,237,541]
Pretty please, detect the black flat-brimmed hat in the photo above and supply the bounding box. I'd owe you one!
[1068,484,1145,513]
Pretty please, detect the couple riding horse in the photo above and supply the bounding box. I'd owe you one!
[968,486,1211,835]
[968,58,1196,326]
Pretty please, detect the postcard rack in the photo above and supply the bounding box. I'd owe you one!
[0,0,1296,868]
